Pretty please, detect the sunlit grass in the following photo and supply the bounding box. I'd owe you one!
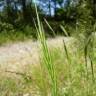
[0,3,96,96]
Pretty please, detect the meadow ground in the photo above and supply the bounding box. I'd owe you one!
[0,36,96,96]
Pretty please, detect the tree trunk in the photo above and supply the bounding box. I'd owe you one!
[21,0,26,19]
[54,0,57,18]
[49,0,51,16]
[93,0,96,18]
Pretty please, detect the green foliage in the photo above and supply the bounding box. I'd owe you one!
[0,24,38,45]
[35,4,58,95]
[0,0,95,40]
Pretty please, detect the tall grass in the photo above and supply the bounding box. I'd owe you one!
[35,4,58,96]
[0,4,96,96]
[0,27,96,96]
[84,33,95,82]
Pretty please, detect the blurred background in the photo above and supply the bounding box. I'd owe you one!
[0,0,95,41]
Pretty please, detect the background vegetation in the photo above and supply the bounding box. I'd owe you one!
[0,0,96,43]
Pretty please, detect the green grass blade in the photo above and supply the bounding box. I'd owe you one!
[44,19,56,37]
[60,25,69,36]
